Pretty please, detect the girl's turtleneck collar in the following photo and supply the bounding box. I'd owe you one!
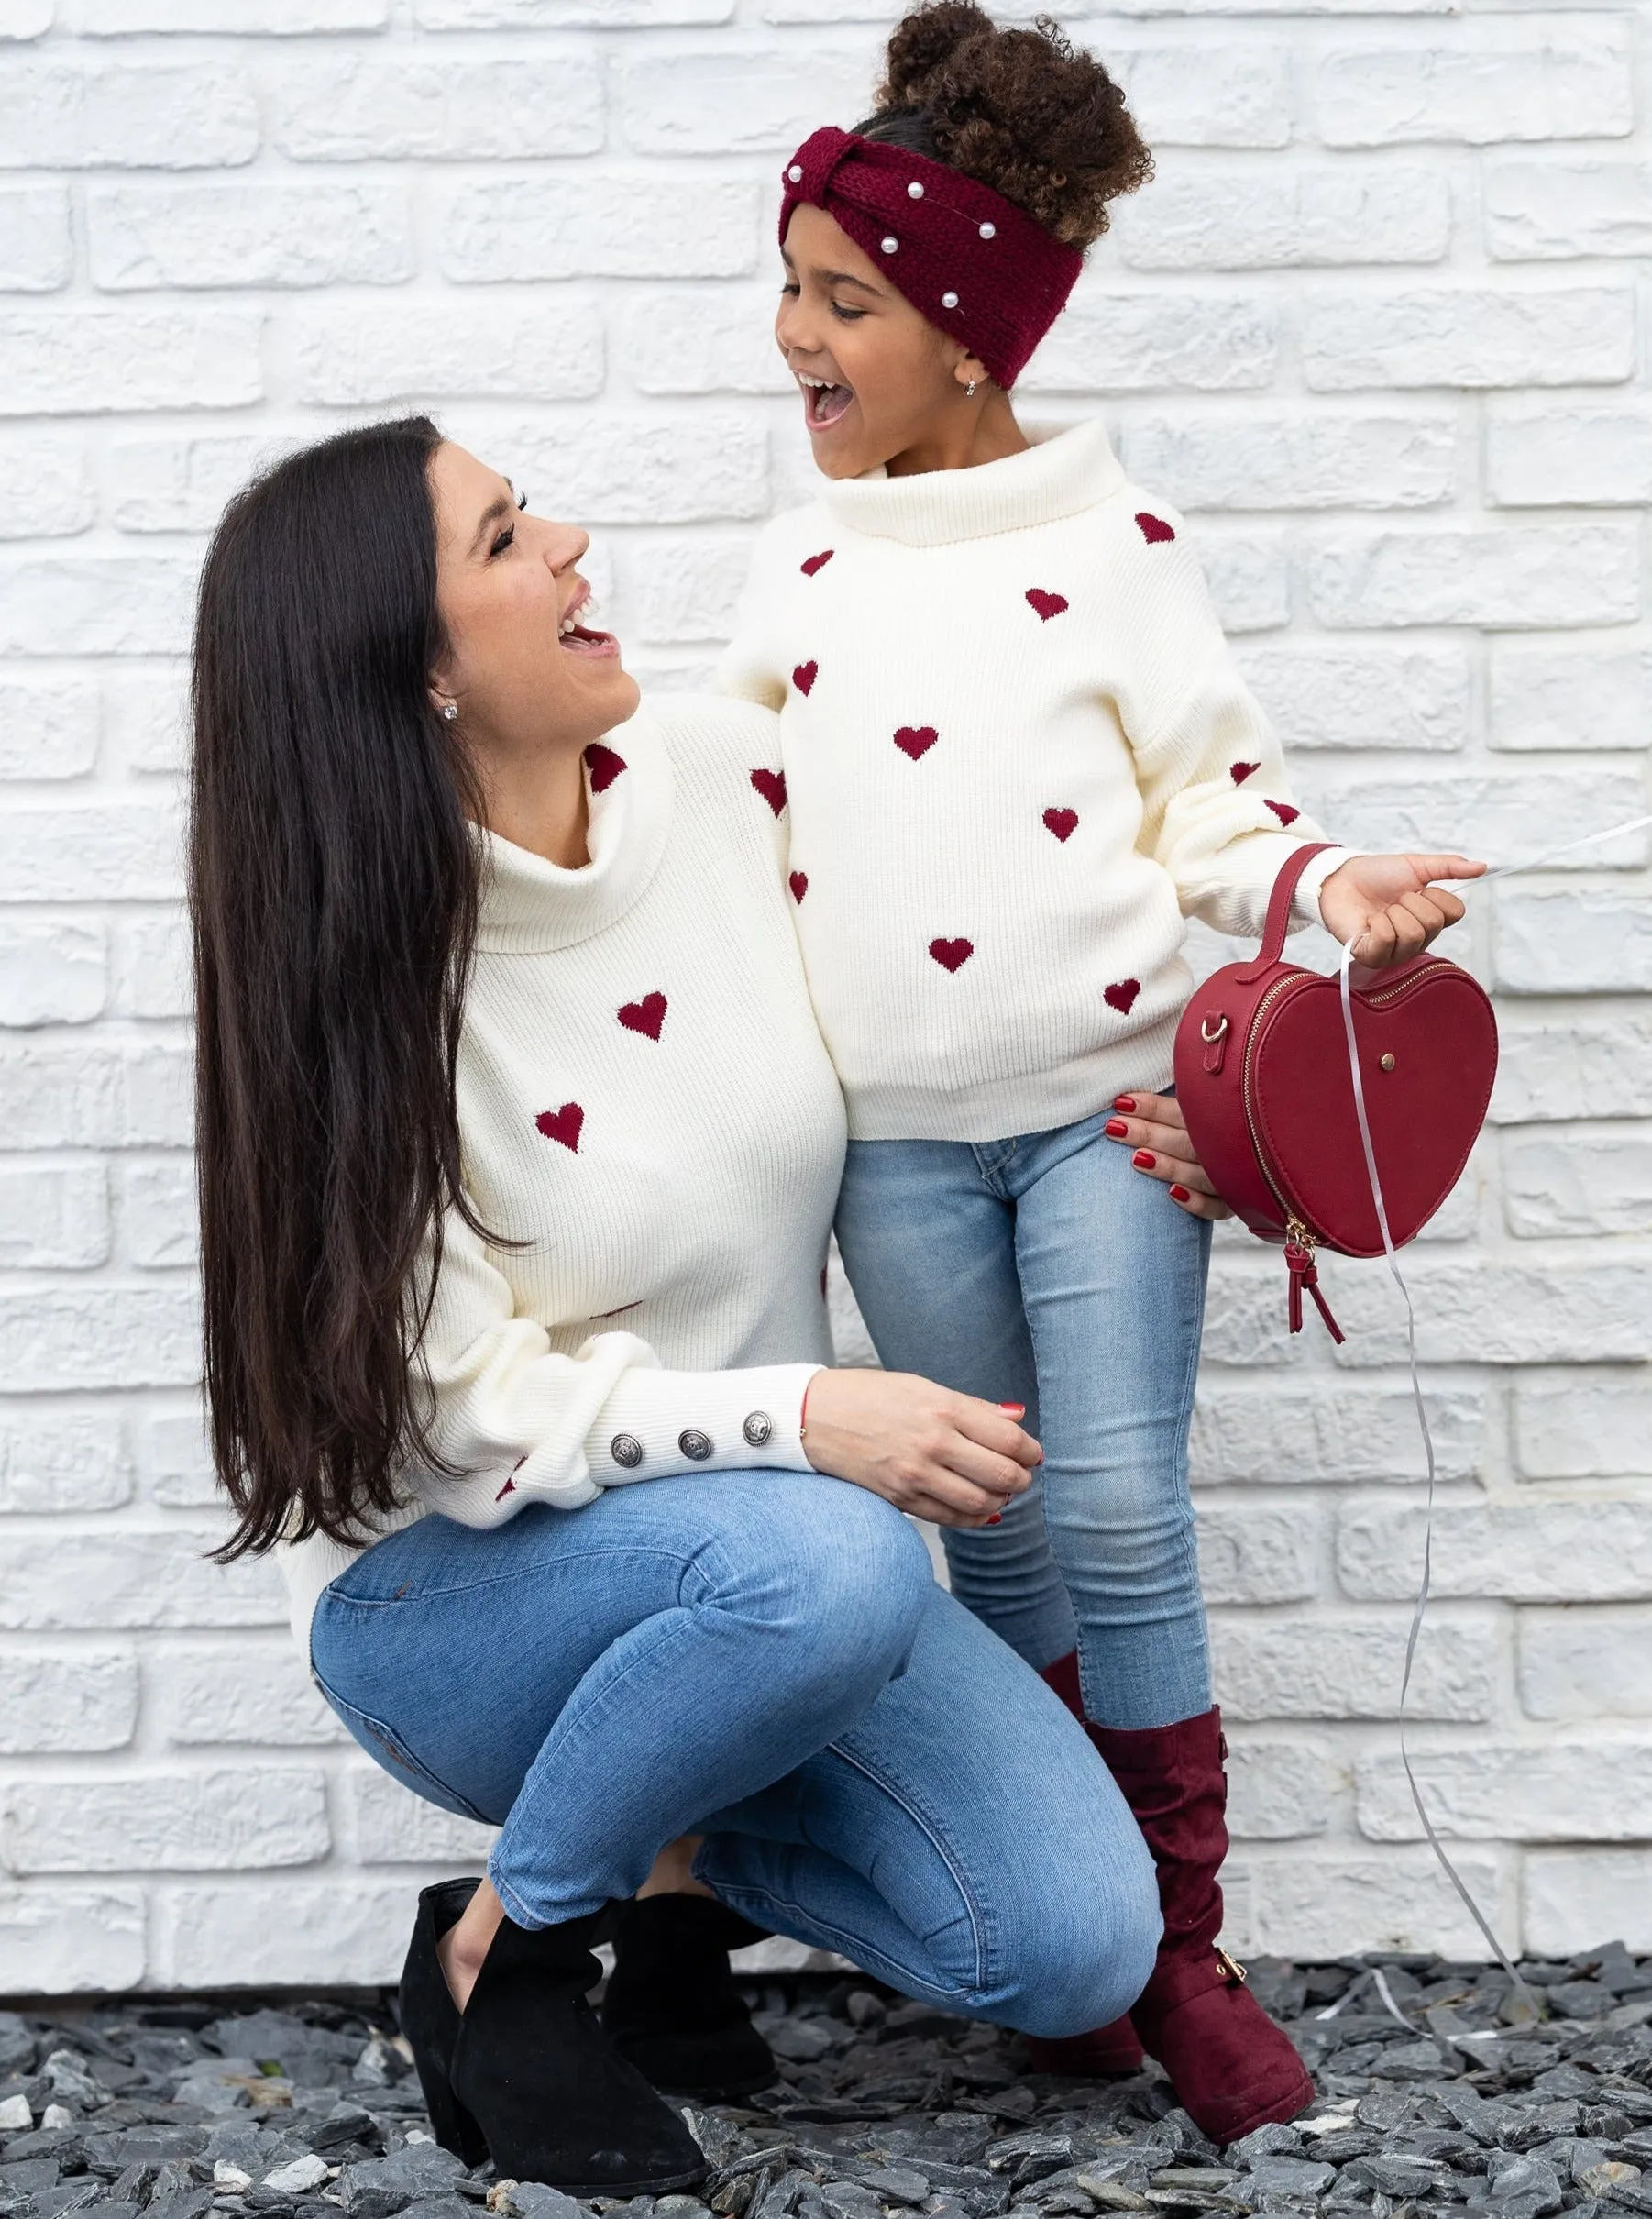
[475,706,674,955]
[821,419,1124,549]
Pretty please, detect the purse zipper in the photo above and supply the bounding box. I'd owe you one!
[1239,969,1348,1341]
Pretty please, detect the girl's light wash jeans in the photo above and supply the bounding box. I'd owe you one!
[310,1470,1160,2038]
[834,1109,1213,1732]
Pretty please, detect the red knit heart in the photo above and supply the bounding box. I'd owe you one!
[584,743,627,794]
[793,660,818,695]
[1266,799,1300,827]
[1043,808,1078,843]
[789,871,808,903]
[1105,978,1141,1015]
[618,991,666,1042]
[1230,761,1260,786]
[534,1101,584,1152]
[800,550,834,577]
[1026,589,1068,622]
[894,725,938,761]
[930,937,975,974]
[1136,513,1175,545]
[750,767,787,815]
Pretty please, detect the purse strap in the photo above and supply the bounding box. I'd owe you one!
[1236,841,1336,984]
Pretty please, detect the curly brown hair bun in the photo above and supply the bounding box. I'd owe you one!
[860,0,1151,248]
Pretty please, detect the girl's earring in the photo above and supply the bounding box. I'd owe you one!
[440,701,457,723]
[965,379,977,399]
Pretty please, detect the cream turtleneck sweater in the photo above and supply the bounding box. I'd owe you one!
[279,696,848,1653]
[718,420,1348,1143]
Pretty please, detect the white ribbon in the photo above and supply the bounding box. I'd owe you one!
[1337,943,1530,2003]
[1328,810,1652,2001]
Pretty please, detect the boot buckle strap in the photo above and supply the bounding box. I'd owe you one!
[1217,1947,1248,1985]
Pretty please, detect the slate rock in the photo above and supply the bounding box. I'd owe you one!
[148,2191,215,2219]
[1346,2157,1445,2198]
[498,2195,584,2219]
[0,2163,59,2197]
[339,2146,469,2219]
[1229,2131,1302,2169]
[31,2184,105,2219]
[84,2127,205,2176]
[1486,2157,1564,2219]
[860,2169,929,2205]
[1233,2158,1335,2200]
[264,2155,333,2195]
[0,2032,33,2083]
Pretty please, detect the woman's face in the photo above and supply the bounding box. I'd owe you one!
[776,205,983,480]
[427,440,639,756]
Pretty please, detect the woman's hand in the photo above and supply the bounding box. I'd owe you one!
[800,1368,1041,1528]
[1317,854,1485,966]
[1105,1091,1232,1221]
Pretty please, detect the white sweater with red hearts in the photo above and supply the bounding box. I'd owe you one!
[278,697,846,1652]
[717,419,1348,1143]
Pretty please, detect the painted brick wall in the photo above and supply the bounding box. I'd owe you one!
[1,0,1649,1996]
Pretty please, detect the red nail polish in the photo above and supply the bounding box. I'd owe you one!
[1113,1095,1137,1112]
[1170,1183,1191,1203]
[998,1402,1025,1417]
[987,1514,1002,1525]
[1105,1118,1129,1139]
[1132,1149,1156,1170]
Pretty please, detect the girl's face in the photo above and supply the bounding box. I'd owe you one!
[777,204,986,480]
[426,440,639,756]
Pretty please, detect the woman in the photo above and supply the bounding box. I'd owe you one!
[189,417,1162,2198]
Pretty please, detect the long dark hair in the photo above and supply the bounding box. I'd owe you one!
[190,416,487,1559]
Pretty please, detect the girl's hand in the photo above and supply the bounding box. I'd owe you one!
[1318,854,1485,966]
[800,1368,1041,1529]
[1105,1091,1232,1221]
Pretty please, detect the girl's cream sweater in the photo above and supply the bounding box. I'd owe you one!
[718,420,1348,1143]
[280,697,847,1653]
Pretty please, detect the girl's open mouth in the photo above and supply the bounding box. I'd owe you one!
[799,373,854,432]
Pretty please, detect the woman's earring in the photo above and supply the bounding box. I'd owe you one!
[965,379,977,399]
[440,701,457,723]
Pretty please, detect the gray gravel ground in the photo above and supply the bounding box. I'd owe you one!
[6,1948,1652,2219]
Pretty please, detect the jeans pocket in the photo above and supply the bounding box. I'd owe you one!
[312,1672,495,1826]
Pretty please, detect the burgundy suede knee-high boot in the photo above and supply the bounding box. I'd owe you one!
[1088,1706,1315,2145]
[1022,1654,1147,2080]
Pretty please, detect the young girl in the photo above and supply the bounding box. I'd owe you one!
[717,1,1481,2145]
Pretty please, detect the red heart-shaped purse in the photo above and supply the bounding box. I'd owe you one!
[1173,844,1498,1339]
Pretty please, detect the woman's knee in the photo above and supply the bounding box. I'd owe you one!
[701,1474,933,1678]
[994,1815,1162,2037]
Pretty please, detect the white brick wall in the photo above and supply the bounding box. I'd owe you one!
[1,0,1648,1995]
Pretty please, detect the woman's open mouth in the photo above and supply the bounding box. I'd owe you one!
[798,372,854,433]
[559,583,620,660]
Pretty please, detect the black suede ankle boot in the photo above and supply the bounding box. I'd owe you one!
[602,1894,776,2099]
[449,1905,708,2194]
[399,1878,487,2167]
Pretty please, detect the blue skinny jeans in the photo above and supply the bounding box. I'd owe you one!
[310,1472,1160,2037]
[834,1110,1213,1732]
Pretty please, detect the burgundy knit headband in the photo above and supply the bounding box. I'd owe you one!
[779,124,1083,392]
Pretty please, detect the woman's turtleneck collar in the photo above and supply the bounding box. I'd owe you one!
[475,706,674,956]
[821,418,1124,549]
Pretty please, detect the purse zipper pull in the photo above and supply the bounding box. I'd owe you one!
[1283,1221,1346,1344]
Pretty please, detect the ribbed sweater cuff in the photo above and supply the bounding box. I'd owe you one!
[1293,845,1360,927]
[586,1363,825,1485]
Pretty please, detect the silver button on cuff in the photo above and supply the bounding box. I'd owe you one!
[679,1429,714,1462]
[610,1433,644,1469]
[743,1410,775,1449]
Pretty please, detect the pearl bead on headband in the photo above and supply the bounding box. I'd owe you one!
[779,125,1084,392]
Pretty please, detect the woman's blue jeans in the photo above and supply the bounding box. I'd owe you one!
[310,1472,1160,2037]
[834,1110,1213,1732]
